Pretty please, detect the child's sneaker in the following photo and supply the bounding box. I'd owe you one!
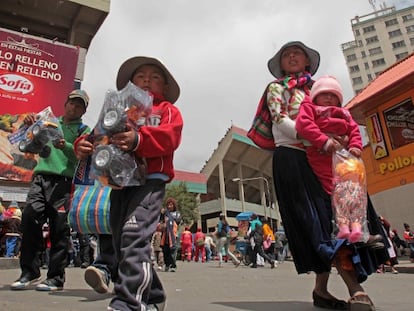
[84,266,109,293]
[35,278,63,291]
[10,274,41,290]
[147,301,165,311]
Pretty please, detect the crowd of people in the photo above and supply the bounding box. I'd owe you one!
[2,46,413,311]
[150,210,284,270]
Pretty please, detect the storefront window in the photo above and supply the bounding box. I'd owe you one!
[383,98,414,149]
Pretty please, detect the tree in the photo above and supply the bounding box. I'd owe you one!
[165,182,198,226]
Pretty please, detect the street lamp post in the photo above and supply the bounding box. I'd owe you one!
[232,177,271,218]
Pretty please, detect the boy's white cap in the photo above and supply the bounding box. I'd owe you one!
[310,75,343,104]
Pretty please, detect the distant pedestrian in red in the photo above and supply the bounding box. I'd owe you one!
[194,228,206,262]
[180,226,193,262]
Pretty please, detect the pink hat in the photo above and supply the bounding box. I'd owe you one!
[310,75,343,104]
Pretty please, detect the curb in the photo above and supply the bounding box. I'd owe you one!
[0,257,19,269]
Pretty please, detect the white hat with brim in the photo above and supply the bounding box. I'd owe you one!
[267,41,320,78]
[116,56,180,104]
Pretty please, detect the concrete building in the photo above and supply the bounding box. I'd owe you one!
[341,3,414,94]
[197,126,280,232]
[0,0,110,84]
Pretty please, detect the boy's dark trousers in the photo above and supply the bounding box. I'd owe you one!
[108,179,166,310]
[19,174,71,284]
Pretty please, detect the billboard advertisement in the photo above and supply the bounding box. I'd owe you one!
[0,27,79,181]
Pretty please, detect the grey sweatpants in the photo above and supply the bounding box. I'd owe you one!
[108,179,166,311]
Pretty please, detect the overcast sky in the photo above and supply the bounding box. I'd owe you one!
[81,0,410,173]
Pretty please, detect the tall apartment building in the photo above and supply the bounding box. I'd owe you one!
[341,4,414,94]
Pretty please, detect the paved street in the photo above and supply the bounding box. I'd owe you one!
[1,258,413,311]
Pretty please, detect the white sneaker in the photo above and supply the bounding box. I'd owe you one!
[147,301,166,311]
[11,275,42,290]
[35,278,64,291]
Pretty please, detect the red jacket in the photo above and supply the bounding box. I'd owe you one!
[194,231,205,246]
[296,96,362,194]
[135,99,183,181]
[180,230,193,245]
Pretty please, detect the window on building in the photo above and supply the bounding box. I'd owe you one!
[364,62,369,69]
[406,25,414,33]
[352,77,363,85]
[372,58,386,67]
[369,47,382,55]
[363,25,375,33]
[410,37,414,45]
[349,65,360,73]
[347,54,357,61]
[366,36,379,44]
[385,18,398,27]
[389,29,402,38]
[367,74,373,81]
[355,29,360,36]
[396,52,409,60]
[361,51,366,58]
[402,14,414,22]
[383,98,414,149]
[392,40,406,49]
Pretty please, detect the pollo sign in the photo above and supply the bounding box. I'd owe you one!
[0,27,79,115]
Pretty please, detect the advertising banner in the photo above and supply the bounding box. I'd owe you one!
[383,98,414,149]
[366,113,388,160]
[0,27,79,181]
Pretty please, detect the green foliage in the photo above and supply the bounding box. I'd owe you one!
[165,182,198,226]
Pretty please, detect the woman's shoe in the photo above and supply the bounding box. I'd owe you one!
[348,291,375,311]
[312,291,348,310]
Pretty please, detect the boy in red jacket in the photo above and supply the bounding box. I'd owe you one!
[75,56,183,311]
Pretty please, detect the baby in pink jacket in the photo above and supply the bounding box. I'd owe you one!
[295,76,365,243]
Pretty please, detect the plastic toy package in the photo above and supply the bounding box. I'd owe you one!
[90,82,153,188]
[8,106,63,158]
[331,148,369,243]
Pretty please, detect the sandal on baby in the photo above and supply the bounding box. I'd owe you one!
[312,291,348,310]
[348,291,375,311]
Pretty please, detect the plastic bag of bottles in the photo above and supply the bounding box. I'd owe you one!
[90,82,153,188]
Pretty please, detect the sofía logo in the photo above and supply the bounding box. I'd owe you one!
[0,73,34,94]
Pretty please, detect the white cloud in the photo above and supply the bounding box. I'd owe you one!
[82,0,378,172]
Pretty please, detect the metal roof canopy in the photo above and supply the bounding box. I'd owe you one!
[0,0,109,49]
[201,126,274,206]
